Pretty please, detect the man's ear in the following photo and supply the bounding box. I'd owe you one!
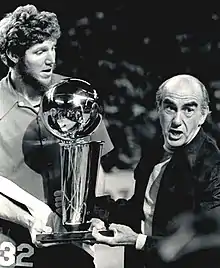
[6,50,18,64]
[198,107,210,126]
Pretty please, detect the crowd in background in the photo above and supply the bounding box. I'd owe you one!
[1,2,220,171]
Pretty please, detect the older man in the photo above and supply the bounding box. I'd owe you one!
[92,74,220,268]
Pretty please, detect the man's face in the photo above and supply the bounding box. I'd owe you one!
[158,80,207,149]
[20,39,56,88]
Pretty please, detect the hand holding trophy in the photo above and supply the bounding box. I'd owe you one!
[36,78,112,244]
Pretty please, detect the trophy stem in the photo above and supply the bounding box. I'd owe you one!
[60,140,103,228]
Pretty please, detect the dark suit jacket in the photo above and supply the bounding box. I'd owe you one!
[95,128,220,268]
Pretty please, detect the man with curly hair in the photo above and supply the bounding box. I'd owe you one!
[0,4,113,268]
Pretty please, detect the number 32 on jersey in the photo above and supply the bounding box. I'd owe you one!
[0,242,34,267]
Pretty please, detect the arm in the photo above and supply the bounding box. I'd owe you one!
[92,153,165,253]
[0,175,52,224]
[135,163,220,257]
[143,163,220,263]
[155,164,220,263]
[0,193,52,244]
[0,193,34,229]
[93,164,145,228]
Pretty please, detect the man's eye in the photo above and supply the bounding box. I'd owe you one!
[35,50,43,55]
[164,105,175,112]
[184,107,195,116]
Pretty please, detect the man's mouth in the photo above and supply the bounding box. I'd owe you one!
[42,68,52,72]
[169,129,183,140]
[41,69,53,78]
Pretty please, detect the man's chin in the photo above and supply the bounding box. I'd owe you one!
[167,139,185,149]
[35,77,53,93]
[38,77,53,87]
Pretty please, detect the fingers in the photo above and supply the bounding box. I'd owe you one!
[34,239,44,248]
[54,190,62,197]
[108,223,126,232]
[34,220,52,234]
[43,226,52,233]
[54,196,62,207]
[92,228,114,246]
[109,223,119,230]
[54,191,62,206]
[55,208,62,216]
[30,220,52,246]
[54,190,62,215]
[83,240,96,246]
[54,196,62,203]
[89,218,106,231]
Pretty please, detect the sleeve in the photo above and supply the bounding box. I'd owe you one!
[90,120,114,156]
[135,233,147,250]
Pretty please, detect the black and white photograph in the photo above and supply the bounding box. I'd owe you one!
[1,2,220,268]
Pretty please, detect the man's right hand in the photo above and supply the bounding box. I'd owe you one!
[28,218,52,247]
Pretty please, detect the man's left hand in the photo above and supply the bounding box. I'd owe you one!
[92,223,138,246]
[54,190,62,215]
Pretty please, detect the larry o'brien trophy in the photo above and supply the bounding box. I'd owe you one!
[36,78,112,244]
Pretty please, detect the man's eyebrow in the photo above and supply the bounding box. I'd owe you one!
[182,101,198,107]
[163,98,198,107]
[33,46,47,50]
[163,98,176,105]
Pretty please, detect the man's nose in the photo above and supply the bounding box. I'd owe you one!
[172,111,182,126]
[45,51,55,65]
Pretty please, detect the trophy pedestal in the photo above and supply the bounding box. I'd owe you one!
[36,222,114,245]
[36,230,114,244]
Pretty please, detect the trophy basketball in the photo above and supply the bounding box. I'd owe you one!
[36,78,112,244]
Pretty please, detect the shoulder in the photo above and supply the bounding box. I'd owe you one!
[202,132,220,159]
[0,75,17,120]
[197,132,220,170]
[0,75,9,92]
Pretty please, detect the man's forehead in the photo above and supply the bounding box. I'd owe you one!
[163,77,203,100]
[30,39,57,49]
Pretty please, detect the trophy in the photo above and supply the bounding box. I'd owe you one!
[36,78,112,244]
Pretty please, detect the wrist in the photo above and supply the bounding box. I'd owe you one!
[23,214,35,230]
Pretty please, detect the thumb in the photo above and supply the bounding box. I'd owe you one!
[89,218,106,231]
[33,226,52,248]
[43,226,52,233]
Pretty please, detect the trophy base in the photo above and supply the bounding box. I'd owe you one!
[36,230,114,245]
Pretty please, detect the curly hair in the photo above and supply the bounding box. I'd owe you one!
[0,4,61,67]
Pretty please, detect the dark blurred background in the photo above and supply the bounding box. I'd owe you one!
[2,2,220,172]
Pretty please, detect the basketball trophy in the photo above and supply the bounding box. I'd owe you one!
[36,78,112,244]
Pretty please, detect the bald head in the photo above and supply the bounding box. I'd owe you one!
[157,74,210,150]
[156,74,210,115]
